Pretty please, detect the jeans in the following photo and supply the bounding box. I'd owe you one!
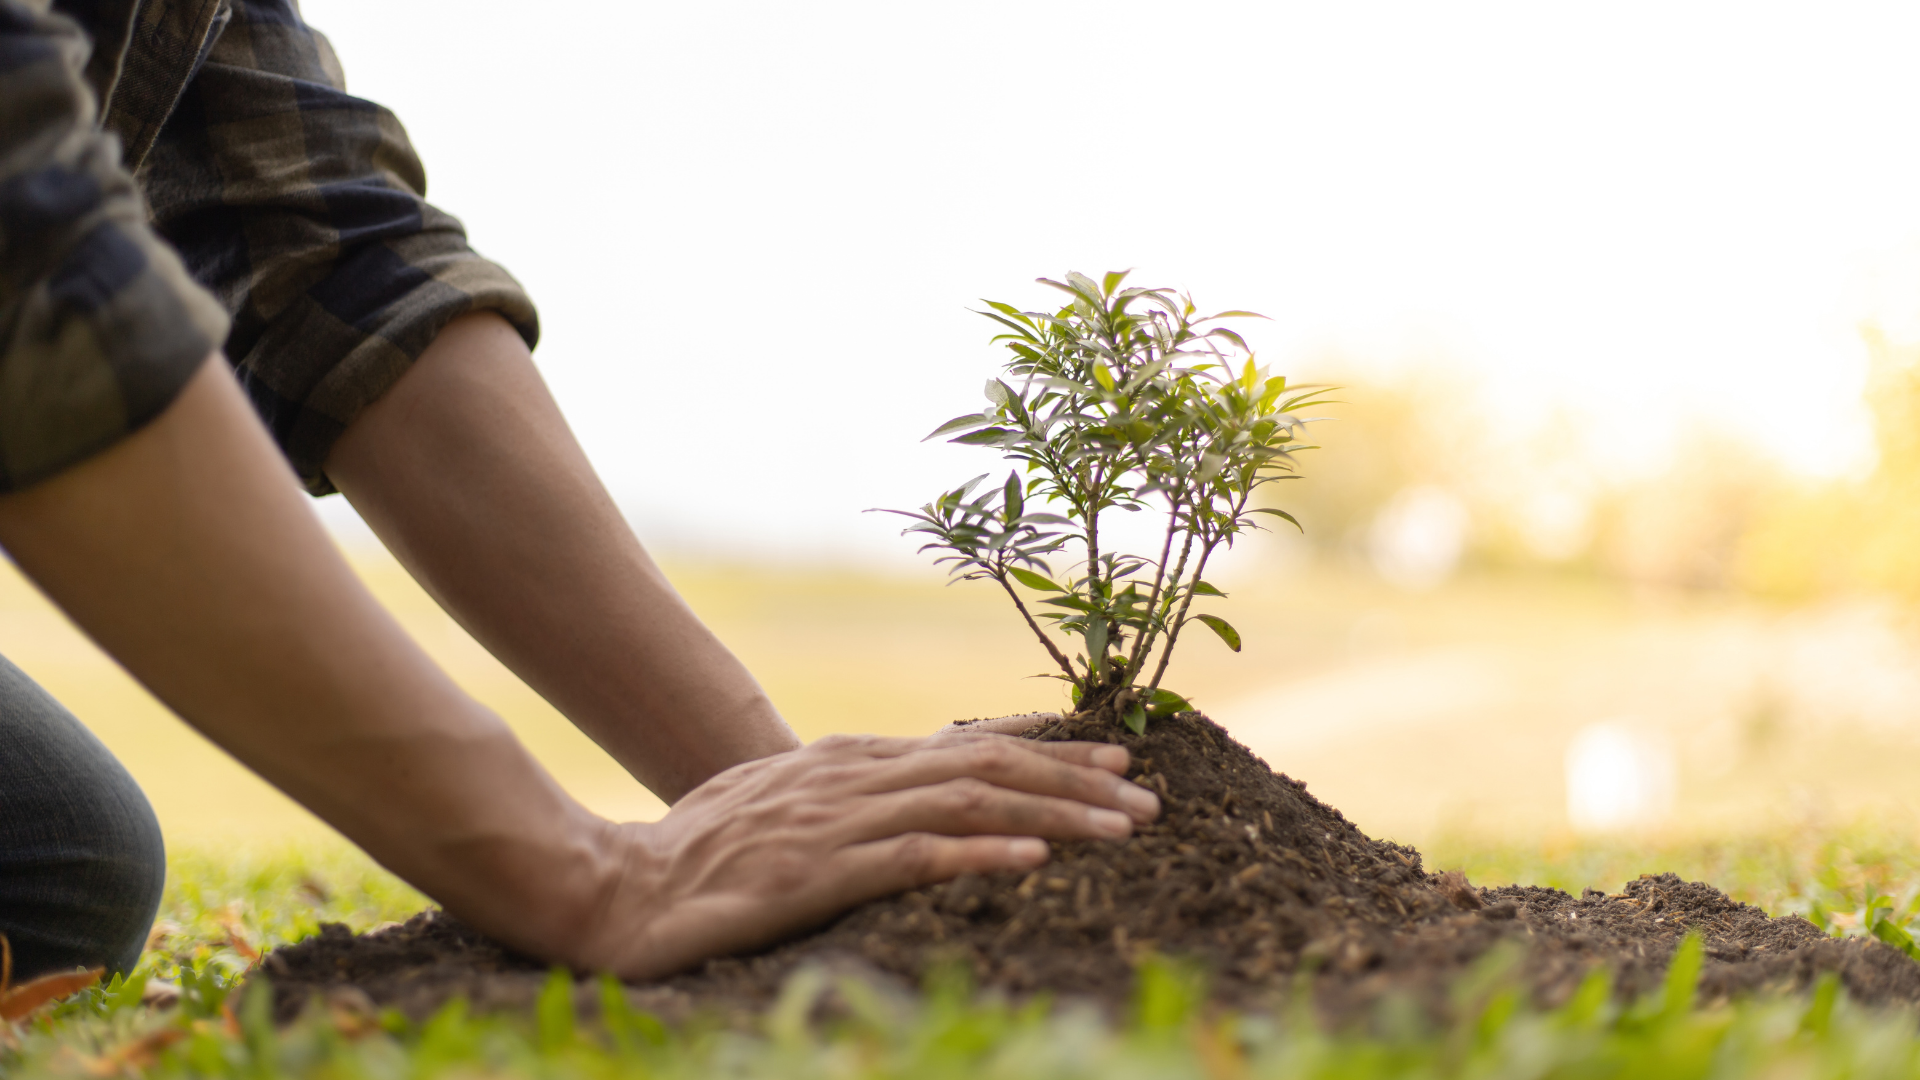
[0,653,165,979]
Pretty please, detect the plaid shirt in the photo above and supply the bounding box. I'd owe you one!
[1,0,537,495]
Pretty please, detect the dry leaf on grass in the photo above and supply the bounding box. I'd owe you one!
[0,935,103,1023]
[143,921,182,952]
[216,905,260,963]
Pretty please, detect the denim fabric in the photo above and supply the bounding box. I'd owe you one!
[0,652,164,979]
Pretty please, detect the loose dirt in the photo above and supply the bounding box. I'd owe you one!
[262,714,1920,1026]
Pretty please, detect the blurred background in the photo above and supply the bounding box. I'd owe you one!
[17,1,1920,855]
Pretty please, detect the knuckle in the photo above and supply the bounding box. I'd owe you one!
[894,833,942,878]
[965,739,1020,770]
[943,777,995,816]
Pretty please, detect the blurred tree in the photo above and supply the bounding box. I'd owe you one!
[1270,361,1800,594]
[1594,431,1779,591]
[1737,326,1920,602]
[1261,370,1482,568]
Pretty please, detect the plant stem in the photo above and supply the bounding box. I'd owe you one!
[1146,534,1217,695]
[1083,459,1105,682]
[994,572,1077,679]
[1125,496,1186,682]
[1147,482,1258,693]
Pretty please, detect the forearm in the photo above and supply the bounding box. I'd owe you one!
[0,359,612,961]
[325,313,800,803]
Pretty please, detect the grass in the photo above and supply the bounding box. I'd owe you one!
[10,829,1920,1078]
[1429,821,1920,941]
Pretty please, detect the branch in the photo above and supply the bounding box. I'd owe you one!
[993,571,1078,681]
[1124,493,1186,682]
[1082,459,1106,682]
[1146,483,1256,693]
[1145,531,1218,695]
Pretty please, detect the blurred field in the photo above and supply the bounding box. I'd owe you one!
[10,533,1920,852]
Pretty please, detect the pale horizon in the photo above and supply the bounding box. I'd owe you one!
[301,0,1920,563]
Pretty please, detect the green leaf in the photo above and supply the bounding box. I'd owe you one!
[1801,972,1840,1036]
[1003,471,1023,520]
[984,379,1010,405]
[1102,270,1130,296]
[1040,594,1098,612]
[1660,933,1704,1021]
[978,310,1041,340]
[1189,580,1226,597]
[1123,701,1147,735]
[1871,911,1920,961]
[1009,567,1064,592]
[951,427,1015,445]
[1248,507,1303,531]
[599,973,667,1052]
[1133,956,1205,1031]
[1213,326,1251,353]
[1064,271,1103,303]
[1086,618,1109,678]
[535,968,576,1051]
[104,970,150,1016]
[1092,364,1116,391]
[923,413,988,441]
[1146,688,1192,716]
[1191,614,1241,652]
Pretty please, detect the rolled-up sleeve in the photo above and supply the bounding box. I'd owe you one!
[0,0,228,492]
[140,0,539,496]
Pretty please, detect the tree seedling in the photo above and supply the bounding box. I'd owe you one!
[878,271,1328,733]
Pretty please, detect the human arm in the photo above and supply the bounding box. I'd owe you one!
[124,0,787,799]
[0,360,1159,972]
[324,312,799,802]
[0,358,617,957]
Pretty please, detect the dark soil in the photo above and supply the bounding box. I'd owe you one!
[261,713,1920,1026]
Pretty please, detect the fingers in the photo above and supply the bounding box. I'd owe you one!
[811,729,1133,776]
[925,733,1133,775]
[831,779,1139,846]
[831,833,1051,900]
[798,730,1157,825]
[857,738,1160,824]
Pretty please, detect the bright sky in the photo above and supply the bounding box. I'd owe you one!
[302,0,1920,562]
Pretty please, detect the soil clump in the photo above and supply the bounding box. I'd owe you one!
[262,713,1920,1026]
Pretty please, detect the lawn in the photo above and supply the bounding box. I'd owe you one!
[10,550,1920,1076]
[10,827,1920,1079]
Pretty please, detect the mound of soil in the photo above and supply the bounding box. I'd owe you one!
[261,714,1920,1026]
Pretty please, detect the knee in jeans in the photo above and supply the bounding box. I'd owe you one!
[0,655,166,978]
[92,789,167,977]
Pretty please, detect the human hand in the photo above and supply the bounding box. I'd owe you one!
[568,730,1158,979]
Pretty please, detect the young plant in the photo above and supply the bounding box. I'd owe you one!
[878,271,1329,733]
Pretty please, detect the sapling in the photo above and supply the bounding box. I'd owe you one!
[878,271,1328,734]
